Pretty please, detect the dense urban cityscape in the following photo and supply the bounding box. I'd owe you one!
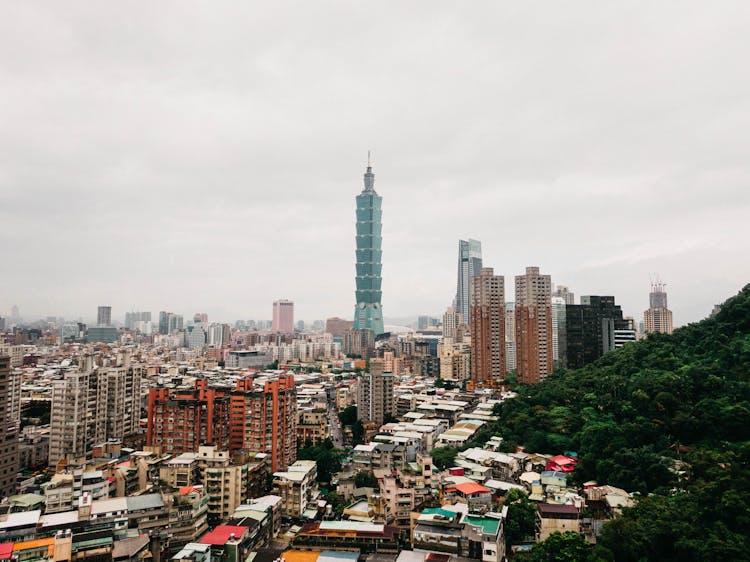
[3,3,750,561]
[0,159,740,562]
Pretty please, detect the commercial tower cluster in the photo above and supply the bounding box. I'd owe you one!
[346,156,674,396]
[442,240,674,388]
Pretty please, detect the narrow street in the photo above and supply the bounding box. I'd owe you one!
[327,402,344,448]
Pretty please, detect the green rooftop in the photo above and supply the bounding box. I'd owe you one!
[422,507,456,518]
[463,514,500,535]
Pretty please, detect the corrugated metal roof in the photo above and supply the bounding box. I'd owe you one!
[319,521,384,533]
[126,493,164,511]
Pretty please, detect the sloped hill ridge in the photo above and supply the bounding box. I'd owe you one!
[495,284,750,561]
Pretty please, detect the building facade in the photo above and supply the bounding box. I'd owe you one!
[148,375,297,472]
[146,380,232,456]
[272,300,295,333]
[49,355,143,467]
[0,355,20,498]
[353,160,385,335]
[357,359,395,426]
[230,375,297,472]
[470,267,506,386]
[515,266,553,384]
[97,306,112,326]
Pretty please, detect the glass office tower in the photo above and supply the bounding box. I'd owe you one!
[353,161,385,335]
[456,239,483,324]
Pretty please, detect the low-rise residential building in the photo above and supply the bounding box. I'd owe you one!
[197,447,249,527]
[536,503,580,541]
[160,453,200,490]
[172,542,211,562]
[292,521,399,553]
[168,486,209,556]
[411,505,507,562]
[352,443,408,472]
[199,525,255,562]
[297,407,329,445]
[273,460,319,519]
[435,420,485,448]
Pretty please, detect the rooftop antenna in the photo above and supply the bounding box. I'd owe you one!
[367,150,372,167]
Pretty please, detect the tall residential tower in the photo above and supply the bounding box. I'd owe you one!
[470,267,506,386]
[456,239,483,324]
[515,266,553,384]
[353,158,385,335]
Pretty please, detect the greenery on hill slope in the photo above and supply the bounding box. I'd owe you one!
[494,284,750,560]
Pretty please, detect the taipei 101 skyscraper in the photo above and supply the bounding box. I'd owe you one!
[353,154,385,335]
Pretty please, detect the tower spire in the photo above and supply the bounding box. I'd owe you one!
[363,151,375,192]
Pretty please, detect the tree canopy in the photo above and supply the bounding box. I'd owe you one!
[296,438,344,484]
[492,284,750,560]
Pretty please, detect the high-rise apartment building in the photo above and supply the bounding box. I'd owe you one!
[97,306,112,326]
[124,311,151,330]
[353,159,385,335]
[439,340,472,382]
[147,380,231,457]
[470,268,506,386]
[456,239,483,325]
[207,323,231,347]
[515,266,553,384]
[325,317,353,338]
[357,359,395,426]
[505,302,516,372]
[158,311,184,335]
[0,355,20,498]
[272,300,295,333]
[147,375,297,472]
[442,305,463,339]
[644,282,674,334]
[49,352,142,467]
[230,375,297,472]
[552,286,575,305]
[551,296,567,366]
[343,328,376,359]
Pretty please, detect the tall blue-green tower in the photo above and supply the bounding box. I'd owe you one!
[353,156,385,335]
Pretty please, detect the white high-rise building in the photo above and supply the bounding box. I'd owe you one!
[551,296,567,366]
[49,352,142,467]
[442,305,463,339]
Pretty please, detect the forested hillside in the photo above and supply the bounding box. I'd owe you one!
[496,284,750,560]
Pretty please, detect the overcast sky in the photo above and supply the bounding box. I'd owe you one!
[2,2,749,326]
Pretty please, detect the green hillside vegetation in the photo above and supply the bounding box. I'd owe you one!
[492,284,750,560]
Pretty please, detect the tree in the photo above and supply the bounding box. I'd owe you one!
[324,490,346,516]
[383,413,398,424]
[339,405,358,426]
[354,471,379,489]
[431,446,458,470]
[351,420,365,446]
[504,489,536,546]
[297,438,344,484]
[522,532,601,562]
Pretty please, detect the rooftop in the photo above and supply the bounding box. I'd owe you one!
[463,514,500,536]
[200,525,249,545]
[454,482,491,496]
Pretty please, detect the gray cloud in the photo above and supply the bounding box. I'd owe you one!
[1,2,749,325]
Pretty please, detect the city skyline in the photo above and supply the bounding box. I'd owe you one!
[2,3,749,326]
